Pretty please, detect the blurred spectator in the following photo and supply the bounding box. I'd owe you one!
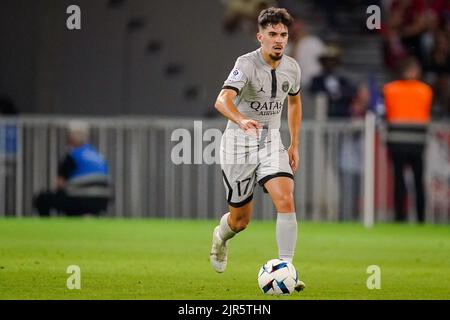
[428,28,450,117]
[33,121,112,217]
[221,0,278,34]
[310,45,356,118]
[351,85,371,118]
[338,84,369,220]
[382,0,428,71]
[288,18,326,119]
[289,19,326,89]
[425,0,450,118]
[429,0,450,30]
[383,57,433,223]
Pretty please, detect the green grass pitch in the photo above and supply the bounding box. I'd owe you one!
[1,218,449,300]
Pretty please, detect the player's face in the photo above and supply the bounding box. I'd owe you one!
[257,23,289,62]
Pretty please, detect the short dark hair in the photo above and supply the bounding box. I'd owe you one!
[258,7,293,29]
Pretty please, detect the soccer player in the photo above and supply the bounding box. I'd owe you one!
[210,7,305,291]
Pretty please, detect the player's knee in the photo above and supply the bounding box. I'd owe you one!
[235,219,250,232]
[274,193,295,212]
[230,216,250,233]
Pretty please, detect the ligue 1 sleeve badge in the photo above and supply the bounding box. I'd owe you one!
[228,68,243,81]
[282,81,289,93]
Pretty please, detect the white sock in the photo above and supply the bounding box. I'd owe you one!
[276,212,298,263]
[218,212,236,242]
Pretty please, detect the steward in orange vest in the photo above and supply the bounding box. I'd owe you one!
[383,57,433,223]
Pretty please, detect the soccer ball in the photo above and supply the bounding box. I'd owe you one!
[257,259,298,295]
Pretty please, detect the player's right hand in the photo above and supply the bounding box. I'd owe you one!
[237,118,262,137]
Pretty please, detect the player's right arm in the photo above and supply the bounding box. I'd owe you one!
[216,57,261,134]
[215,89,261,134]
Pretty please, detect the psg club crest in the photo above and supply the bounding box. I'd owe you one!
[282,81,289,93]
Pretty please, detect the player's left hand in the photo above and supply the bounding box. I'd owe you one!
[288,145,300,174]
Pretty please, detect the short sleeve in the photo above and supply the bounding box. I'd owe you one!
[222,57,252,95]
[289,61,302,96]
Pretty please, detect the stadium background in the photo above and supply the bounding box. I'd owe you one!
[0,0,450,300]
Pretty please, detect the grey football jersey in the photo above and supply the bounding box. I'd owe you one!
[223,48,301,131]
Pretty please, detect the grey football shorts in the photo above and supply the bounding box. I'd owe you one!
[219,130,294,208]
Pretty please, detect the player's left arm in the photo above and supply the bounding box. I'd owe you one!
[287,93,302,174]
